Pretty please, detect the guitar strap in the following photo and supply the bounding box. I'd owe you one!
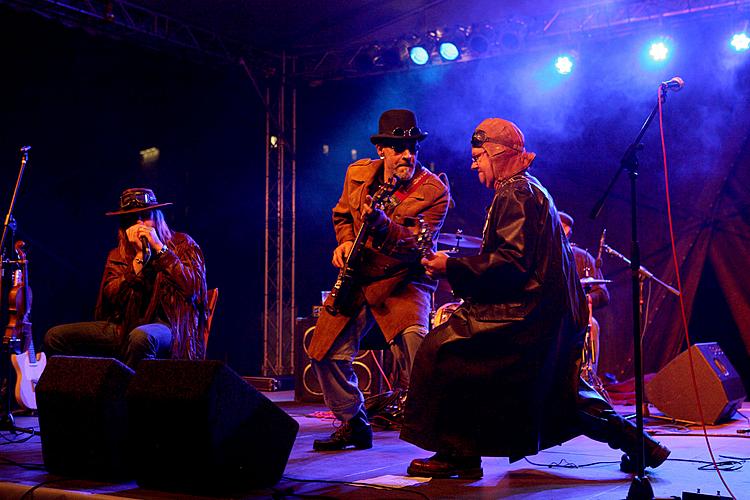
[392,167,430,204]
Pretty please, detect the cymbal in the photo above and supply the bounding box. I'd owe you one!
[580,277,612,286]
[437,232,482,249]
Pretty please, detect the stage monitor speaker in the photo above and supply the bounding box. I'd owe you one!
[646,342,747,424]
[294,316,384,402]
[127,359,299,494]
[36,356,135,480]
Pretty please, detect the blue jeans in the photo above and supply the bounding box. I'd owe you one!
[44,321,173,369]
[311,306,426,422]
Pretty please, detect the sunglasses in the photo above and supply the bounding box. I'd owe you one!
[471,129,522,151]
[120,210,154,227]
[391,126,423,138]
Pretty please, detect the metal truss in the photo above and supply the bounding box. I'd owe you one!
[295,0,750,81]
[262,55,297,377]
[0,0,275,65]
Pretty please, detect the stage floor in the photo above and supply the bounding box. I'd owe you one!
[0,394,748,499]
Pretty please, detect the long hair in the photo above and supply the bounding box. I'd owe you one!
[117,209,174,256]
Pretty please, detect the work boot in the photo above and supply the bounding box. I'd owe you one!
[604,411,671,472]
[313,410,373,451]
[407,453,483,479]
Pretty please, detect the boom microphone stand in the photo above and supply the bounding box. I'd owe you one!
[589,80,682,499]
[0,146,37,436]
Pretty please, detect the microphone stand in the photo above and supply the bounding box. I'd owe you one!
[589,87,671,500]
[0,146,38,436]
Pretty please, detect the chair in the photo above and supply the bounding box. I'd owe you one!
[203,288,219,357]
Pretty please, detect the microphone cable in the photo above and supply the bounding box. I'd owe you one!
[657,83,737,500]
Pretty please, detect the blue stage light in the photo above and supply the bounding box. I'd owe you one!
[731,32,750,51]
[438,41,460,61]
[648,41,670,61]
[409,46,430,65]
[554,55,574,75]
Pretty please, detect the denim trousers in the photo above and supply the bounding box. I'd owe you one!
[44,321,173,369]
[311,306,426,422]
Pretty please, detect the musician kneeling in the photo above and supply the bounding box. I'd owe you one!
[44,188,208,368]
[308,109,450,451]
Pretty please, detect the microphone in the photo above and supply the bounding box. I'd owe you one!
[595,228,606,269]
[660,76,684,92]
[140,236,151,265]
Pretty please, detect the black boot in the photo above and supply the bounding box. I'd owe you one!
[580,407,670,471]
[407,453,483,479]
[313,410,373,451]
[604,411,671,472]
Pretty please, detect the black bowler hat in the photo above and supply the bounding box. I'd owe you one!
[369,109,428,144]
[105,187,173,216]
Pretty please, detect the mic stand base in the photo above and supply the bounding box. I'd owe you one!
[0,409,38,436]
[627,474,654,500]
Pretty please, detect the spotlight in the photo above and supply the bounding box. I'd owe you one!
[648,40,670,61]
[438,41,460,61]
[731,32,750,51]
[409,46,430,65]
[555,55,574,75]
[466,24,494,54]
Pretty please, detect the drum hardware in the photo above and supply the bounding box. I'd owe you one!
[436,230,482,251]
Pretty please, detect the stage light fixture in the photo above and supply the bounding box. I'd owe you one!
[731,32,750,51]
[466,24,494,54]
[409,46,430,65]
[648,40,670,61]
[438,41,460,61]
[555,55,574,75]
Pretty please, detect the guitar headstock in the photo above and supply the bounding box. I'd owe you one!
[415,215,433,258]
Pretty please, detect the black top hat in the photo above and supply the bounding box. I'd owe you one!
[370,109,428,144]
[105,187,173,216]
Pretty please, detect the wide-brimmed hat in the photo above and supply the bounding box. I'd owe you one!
[105,187,173,216]
[370,109,428,144]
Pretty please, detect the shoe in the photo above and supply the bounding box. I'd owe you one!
[605,412,671,471]
[313,411,373,451]
[618,433,671,472]
[407,453,483,479]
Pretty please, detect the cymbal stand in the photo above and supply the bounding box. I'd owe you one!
[0,146,37,436]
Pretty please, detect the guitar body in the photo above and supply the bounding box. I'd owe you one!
[11,350,47,411]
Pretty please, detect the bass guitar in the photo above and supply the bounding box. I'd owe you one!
[326,177,403,315]
[8,241,46,411]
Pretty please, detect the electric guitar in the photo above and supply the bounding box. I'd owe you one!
[9,242,46,411]
[327,177,403,315]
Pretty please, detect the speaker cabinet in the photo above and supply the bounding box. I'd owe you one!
[36,356,135,480]
[295,316,384,402]
[646,342,747,424]
[127,359,299,494]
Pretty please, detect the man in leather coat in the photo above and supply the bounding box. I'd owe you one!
[309,109,450,451]
[402,118,669,478]
[45,188,208,367]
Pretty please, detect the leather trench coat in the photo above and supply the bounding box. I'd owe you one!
[308,158,450,361]
[400,171,589,459]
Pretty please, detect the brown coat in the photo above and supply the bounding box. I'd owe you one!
[308,159,450,361]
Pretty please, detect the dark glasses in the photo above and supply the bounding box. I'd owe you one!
[392,126,423,138]
[120,190,156,209]
[471,129,522,151]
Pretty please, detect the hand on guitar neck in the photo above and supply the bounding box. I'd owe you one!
[416,215,449,280]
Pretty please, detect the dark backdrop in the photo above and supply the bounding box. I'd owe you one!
[0,7,266,375]
[2,7,750,390]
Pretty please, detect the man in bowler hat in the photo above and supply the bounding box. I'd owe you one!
[308,109,450,451]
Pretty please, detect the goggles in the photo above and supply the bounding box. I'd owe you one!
[120,190,157,210]
[391,126,423,138]
[471,129,522,152]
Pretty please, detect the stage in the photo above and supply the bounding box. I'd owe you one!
[0,393,748,499]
